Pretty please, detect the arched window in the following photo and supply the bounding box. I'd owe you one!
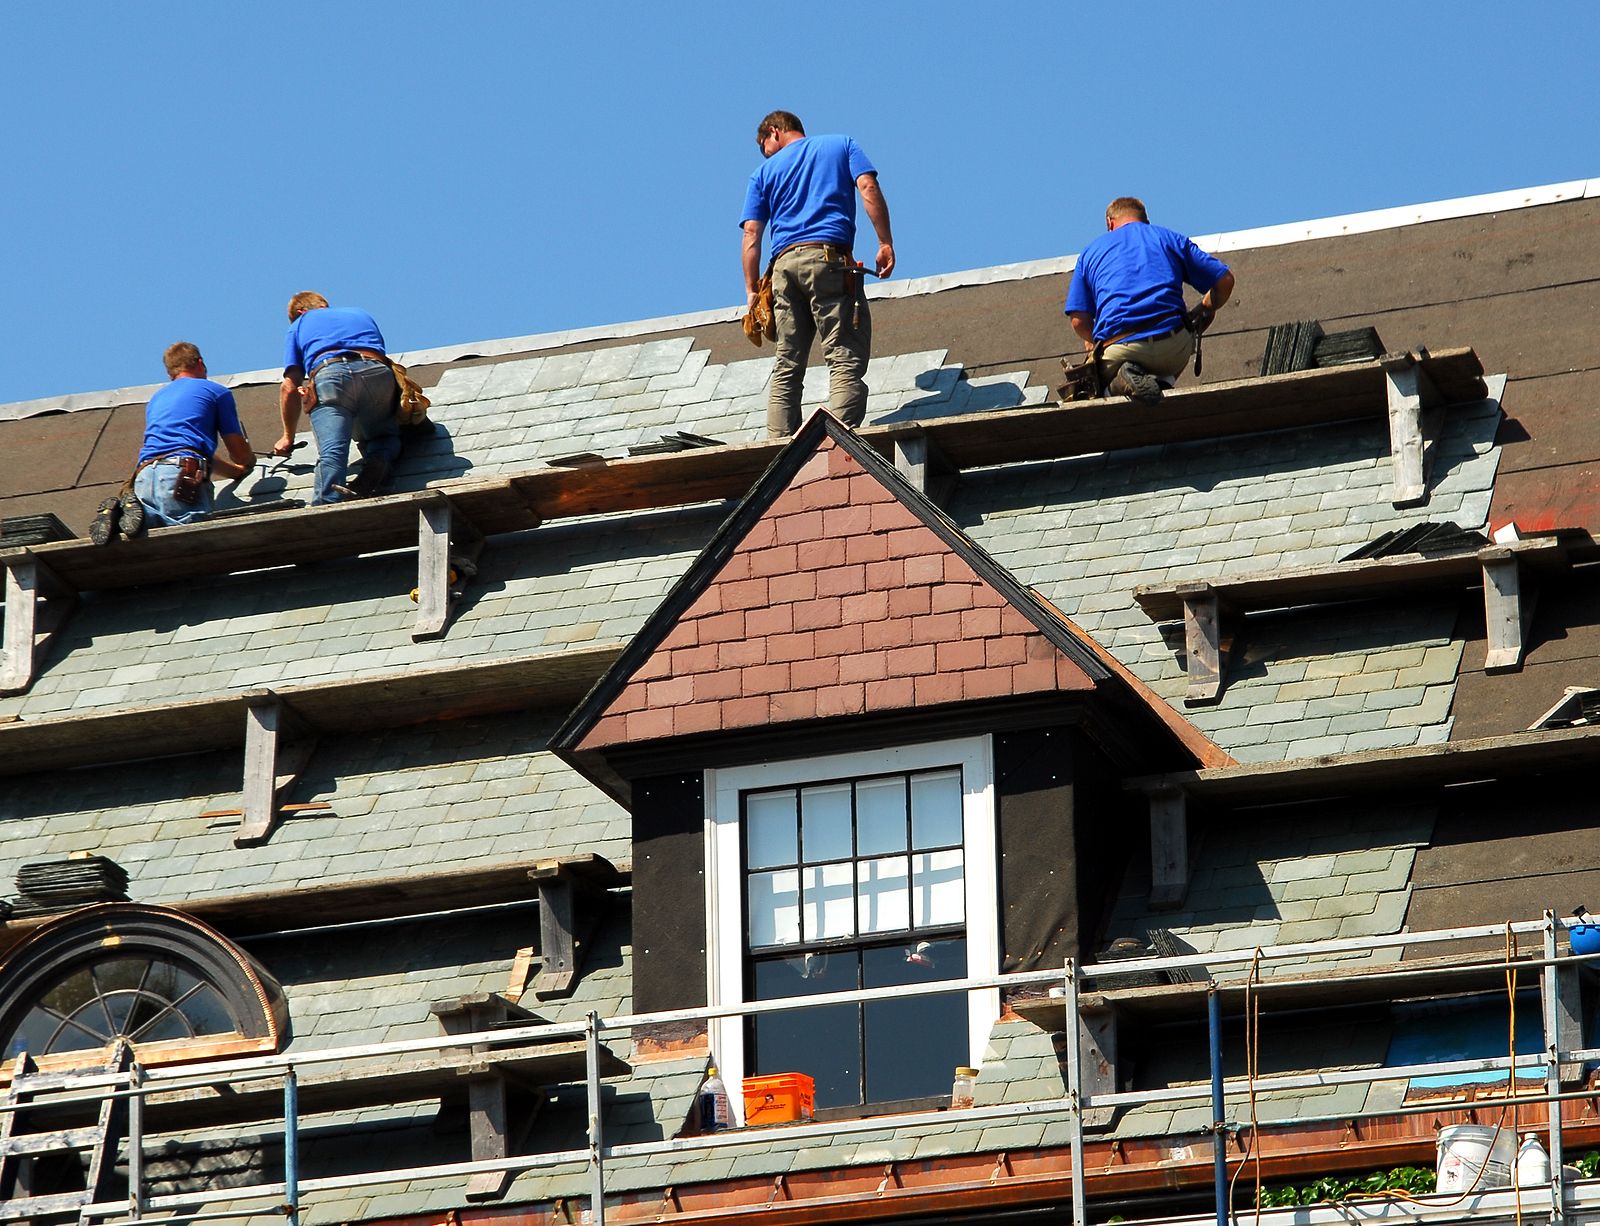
[0,904,288,1072]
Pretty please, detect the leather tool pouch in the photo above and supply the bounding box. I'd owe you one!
[173,457,204,505]
[742,264,776,347]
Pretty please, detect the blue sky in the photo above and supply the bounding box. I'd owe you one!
[2,1,1597,406]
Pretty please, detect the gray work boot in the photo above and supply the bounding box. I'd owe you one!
[89,496,122,546]
[1110,363,1163,405]
[344,455,392,499]
[117,490,145,538]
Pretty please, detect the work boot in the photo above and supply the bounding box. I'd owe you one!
[89,496,122,546]
[117,490,145,538]
[345,455,392,499]
[1110,363,1163,405]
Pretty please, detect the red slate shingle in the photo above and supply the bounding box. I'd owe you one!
[578,433,1097,750]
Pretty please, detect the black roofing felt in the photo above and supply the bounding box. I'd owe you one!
[549,410,1121,757]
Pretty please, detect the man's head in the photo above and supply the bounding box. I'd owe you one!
[756,110,805,158]
[287,291,329,322]
[1105,197,1149,230]
[163,341,206,379]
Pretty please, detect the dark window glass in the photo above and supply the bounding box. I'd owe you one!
[10,956,240,1058]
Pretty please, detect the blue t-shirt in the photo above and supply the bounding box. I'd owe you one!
[138,378,243,463]
[283,306,387,375]
[1064,223,1230,343]
[741,135,877,258]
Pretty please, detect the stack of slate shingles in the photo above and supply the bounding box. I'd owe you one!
[1259,321,1386,376]
[11,857,129,916]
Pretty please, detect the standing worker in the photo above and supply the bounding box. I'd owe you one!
[92,342,256,544]
[741,110,895,438]
[1065,197,1235,404]
[273,292,402,504]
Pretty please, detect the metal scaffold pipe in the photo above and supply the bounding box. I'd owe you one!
[1208,982,1226,1226]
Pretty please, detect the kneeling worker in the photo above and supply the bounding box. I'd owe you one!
[273,292,401,504]
[1065,196,1235,403]
[93,342,256,543]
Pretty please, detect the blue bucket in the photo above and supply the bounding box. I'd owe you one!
[1571,924,1600,956]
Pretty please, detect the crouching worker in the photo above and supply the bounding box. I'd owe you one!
[92,342,256,544]
[1065,196,1235,404]
[274,292,401,505]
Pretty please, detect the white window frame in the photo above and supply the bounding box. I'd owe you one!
[704,735,998,1122]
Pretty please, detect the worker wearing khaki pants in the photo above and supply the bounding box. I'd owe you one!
[741,110,895,437]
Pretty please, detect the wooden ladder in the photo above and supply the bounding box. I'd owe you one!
[0,1043,133,1222]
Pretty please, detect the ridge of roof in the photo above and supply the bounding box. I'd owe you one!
[4,176,1589,424]
[550,410,1220,773]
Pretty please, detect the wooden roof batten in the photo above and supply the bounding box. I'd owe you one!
[1137,538,1574,705]
[0,348,1487,698]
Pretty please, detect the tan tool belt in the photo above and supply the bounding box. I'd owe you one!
[302,349,431,426]
[743,258,777,348]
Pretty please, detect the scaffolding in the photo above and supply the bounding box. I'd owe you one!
[1,911,1594,1226]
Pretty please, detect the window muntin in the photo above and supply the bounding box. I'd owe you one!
[743,768,970,1109]
[13,956,238,1059]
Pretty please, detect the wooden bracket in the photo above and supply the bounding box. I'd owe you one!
[1384,357,1445,508]
[529,854,623,999]
[1174,581,1236,706]
[1479,545,1539,673]
[1,553,78,697]
[235,692,317,849]
[414,494,487,642]
[890,429,959,506]
[1077,1002,1118,1130]
[1556,965,1586,1086]
[430,993,542,1202]
[1143,784,1190,910]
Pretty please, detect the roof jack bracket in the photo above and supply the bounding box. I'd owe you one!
[1383,354,1445,508]
[414,493,487,641]
[235,691,317,849]
[529,854,624,999]
[889,427,959,507]
[1140,783,1191,910]
[1,551,78,697]
[1173,581,1237,706]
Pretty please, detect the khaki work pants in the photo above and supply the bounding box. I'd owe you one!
[1099,328,1195,386]
[768,244,871,437]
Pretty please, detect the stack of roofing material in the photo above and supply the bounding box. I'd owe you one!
[1088,929,1204,990]
[1340,521,1489,562]
[1313,326,1386,367]
[0,513,76,547]
[11,857,130,916]
[1259,322,1387,375]
[627,431,725,457]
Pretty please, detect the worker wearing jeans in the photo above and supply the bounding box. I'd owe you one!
[273,292,402,505]
[741,111,895,437]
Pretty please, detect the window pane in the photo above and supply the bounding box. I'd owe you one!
[863,939,968,1104]
[857,856,910,933]
[855,777,907,856]
[803,862,856,941]
[911,770,963,849]
[748,869,800,948]
[752,954,862,1110]
[801,783,852,863]
[746,790,797,869]
[913,849,965,927]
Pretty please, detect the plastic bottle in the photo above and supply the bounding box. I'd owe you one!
[951,1066,978,1111]
[698,1066,731,1133]
[1516,1133,1550,1188]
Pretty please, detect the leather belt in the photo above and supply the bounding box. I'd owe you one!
[309,350,386,379]
[774,241,851,261]
[1101,319,1189,348]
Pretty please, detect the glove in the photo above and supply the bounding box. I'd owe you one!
[1186,300,1216,335]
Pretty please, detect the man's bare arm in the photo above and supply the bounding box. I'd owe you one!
[1203,270,1235,311]
[275,371,304,456]
[1069,312,1096,352]
[857,173,895,278]
[215,432,256,480]
[743,220,765,307]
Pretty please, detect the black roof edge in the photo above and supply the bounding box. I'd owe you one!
[549,411,1112,757]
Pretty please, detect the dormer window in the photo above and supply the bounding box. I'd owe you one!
[707,737,998,1119]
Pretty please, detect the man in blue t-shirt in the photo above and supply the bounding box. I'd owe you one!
[741,110,896,437]
[1064,196,1236,404]
[273,291,401,504]
[92,342,257,543]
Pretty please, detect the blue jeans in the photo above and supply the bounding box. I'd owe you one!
[134,458,212,527]
[308,358,402,504]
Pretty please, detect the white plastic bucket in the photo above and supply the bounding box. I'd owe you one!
[1437,1125,1515,1193]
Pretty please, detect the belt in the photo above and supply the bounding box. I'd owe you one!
[774,241,851,261]
[309,350,386,379]
[1100,319,1189,348]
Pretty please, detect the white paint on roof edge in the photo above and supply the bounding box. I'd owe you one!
[6,176,1595,423]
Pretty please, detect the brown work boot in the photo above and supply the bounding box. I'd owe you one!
[117,490,145,538]
[1109,363,1163,405]
[89,496,121,546]
[345,455,392,498]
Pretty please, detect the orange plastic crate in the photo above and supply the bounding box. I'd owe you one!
[743,1072,815,1125]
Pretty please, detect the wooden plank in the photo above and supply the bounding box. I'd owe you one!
[1180,588,1223,705]
[414,501,454,640]
[0,643,622,776]
[1134,540,1568,623]
[239,699,282,844]
[1385,363,1441,506]
[0,559,38,695]
[512,442,784,521]
[1146,786,1188,909]
[1125,723,1600,806]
